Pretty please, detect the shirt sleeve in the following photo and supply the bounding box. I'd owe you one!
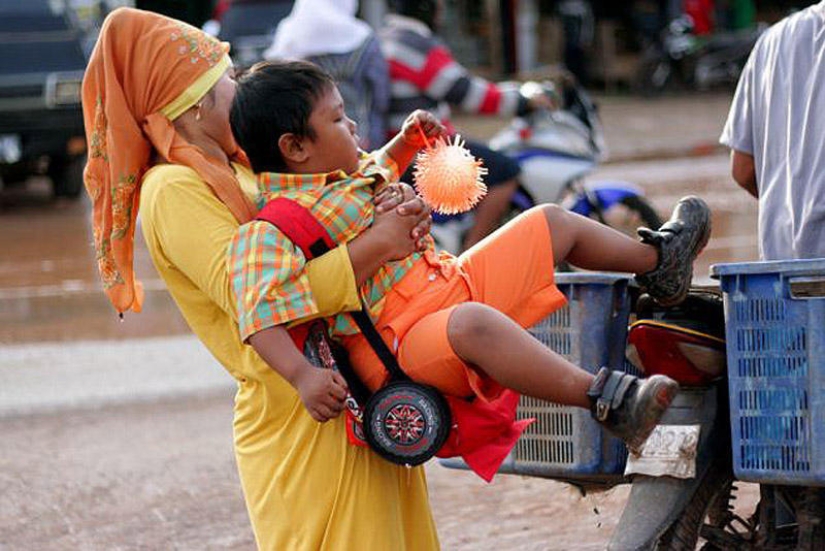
[720,36,760,155]
[364,35,391,148]
[229,220,320,341]
[420,42,527,117]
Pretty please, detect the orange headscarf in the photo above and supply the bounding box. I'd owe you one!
[82,7,258,314]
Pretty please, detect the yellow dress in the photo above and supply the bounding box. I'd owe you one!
[139,163,439,551]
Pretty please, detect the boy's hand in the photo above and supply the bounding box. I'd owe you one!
[400,110,447,149]
[294,367,348,422]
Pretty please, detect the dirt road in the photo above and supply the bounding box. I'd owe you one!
[0,390,633,551]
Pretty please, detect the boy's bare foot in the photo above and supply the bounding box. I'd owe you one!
[587,367,679,455]
[635,196,711,307]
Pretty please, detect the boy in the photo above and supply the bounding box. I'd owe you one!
[228,60,711,458]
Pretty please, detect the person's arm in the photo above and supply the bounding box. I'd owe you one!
[379,110,446,174]
[731,149,758,198]
[413,40,533,116]
[248,325,347,422]
[141,167,429,320]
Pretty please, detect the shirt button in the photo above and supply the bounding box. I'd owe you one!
[428,273,437,282]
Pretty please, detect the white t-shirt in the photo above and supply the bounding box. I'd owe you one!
[720,2,825,260]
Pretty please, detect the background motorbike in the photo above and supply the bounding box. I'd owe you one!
[430,77,662,254]
[636,15,766,95]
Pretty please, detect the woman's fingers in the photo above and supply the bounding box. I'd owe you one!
[374,183,406,213]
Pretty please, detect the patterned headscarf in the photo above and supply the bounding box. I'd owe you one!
[82,7,257,314]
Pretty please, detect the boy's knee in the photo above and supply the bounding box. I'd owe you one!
[447,302,500,346]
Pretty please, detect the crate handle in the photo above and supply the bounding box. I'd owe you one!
[788,276,825,299]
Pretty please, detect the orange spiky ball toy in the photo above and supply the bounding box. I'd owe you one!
[412,133,488,215]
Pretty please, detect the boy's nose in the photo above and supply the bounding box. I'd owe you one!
[347,117,357,134]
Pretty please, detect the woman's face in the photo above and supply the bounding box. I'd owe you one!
[201,70,238,155]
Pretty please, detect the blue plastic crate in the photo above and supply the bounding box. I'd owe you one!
[441,272,637,479]
[712,259,825,486]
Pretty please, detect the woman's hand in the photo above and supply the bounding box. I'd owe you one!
[374,182,432,253]
[399,110,447,148]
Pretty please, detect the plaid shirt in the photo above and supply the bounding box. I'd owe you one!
[229,151,433,341]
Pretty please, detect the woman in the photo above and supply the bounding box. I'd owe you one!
[265,0,390,150]
[81,8,438,550]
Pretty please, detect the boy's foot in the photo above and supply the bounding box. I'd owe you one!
[587,367,679,455]
[635,196,711,307]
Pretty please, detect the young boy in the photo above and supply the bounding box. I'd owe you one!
[227,60,711,457]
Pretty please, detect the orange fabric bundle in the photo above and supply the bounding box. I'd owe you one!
[81,7,257,314]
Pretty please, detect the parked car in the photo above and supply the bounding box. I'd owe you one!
[208,0,293,68]
[0,0,89,198]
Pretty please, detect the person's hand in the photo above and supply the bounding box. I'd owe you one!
[374,182,432,254]
[399,109,447,148]
[293,367,348,422]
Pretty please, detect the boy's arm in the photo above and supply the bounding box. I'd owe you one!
[378,109,446,174]
[248,325,348,422]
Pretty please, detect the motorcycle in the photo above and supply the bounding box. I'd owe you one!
[430,77,662,254]
[440,260,825,549]
[636,15,767,94]
[611,259,825,550]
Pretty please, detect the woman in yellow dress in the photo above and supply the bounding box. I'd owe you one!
[81,8,439,550]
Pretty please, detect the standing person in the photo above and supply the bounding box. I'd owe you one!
[720,2,825,261]
[379,0,553,251]
[721,3,825,547]
[264,0,390,151]
[81,8,439,550]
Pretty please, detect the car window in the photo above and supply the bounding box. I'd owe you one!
[218,2,292,44]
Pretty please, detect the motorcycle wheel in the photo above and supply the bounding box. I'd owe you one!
[655,462,738,550]
[635,56,672,96]
[593,195,663,238]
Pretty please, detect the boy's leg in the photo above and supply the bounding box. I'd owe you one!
[542,196,711,306]
[541,203,658,273]
[445,301,678,453]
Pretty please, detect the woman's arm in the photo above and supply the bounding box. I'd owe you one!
[142,168,430,321]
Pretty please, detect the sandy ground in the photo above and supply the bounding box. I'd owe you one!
[0,390,633,551]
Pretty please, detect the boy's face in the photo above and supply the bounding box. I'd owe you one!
[304,85,360,174]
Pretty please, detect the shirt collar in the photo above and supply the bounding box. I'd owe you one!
[257,169,349,194]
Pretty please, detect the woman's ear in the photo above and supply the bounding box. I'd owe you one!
[278,133,309,165]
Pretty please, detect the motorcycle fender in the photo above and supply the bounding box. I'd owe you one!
[607,386,729,551]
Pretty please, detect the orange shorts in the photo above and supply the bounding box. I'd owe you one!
[341,207,567,400]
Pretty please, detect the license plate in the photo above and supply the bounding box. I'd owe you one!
[624,424,701,479]
[0,134,21,164]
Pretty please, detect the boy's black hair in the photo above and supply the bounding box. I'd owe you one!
[230,60,335,174]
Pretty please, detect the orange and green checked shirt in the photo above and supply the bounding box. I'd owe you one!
[229,151,433,341]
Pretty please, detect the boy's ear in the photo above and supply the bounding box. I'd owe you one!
[278,133,309,165]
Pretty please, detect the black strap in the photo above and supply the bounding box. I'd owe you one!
[350,307,408,382]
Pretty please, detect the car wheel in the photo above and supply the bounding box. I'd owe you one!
[51,154,85,199]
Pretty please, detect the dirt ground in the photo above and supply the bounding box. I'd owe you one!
[0,391,629,550]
